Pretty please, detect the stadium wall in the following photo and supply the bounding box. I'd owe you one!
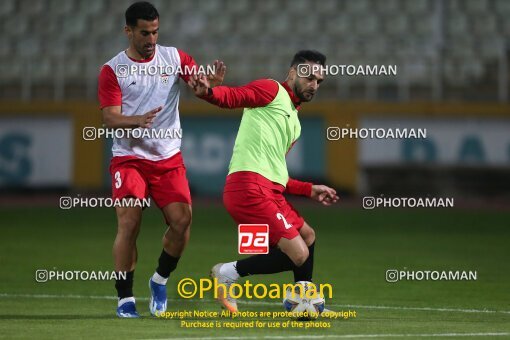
[0,102,508,195]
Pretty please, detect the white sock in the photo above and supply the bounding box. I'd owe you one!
[220,261,240,281]
[152,272,168,285]
[118,296,135,307]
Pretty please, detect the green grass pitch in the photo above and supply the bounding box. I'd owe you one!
[0,204,509,339]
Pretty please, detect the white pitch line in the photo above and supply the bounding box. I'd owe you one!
[143,333,510,340]
[318,333,510,338]
[236,299,510,315]
[1,293,509,315]
[332,303,510,315]
[0,293,120,301]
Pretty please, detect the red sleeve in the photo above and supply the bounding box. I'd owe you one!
[285,178,313,197]
[177,49,198,83]
[98,65,121,109]
[201,79,279,108]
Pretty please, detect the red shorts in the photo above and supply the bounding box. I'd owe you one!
[223,171,304,247]
[109,152,191,209]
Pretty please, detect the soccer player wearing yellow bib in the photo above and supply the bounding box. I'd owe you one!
[188,51,339,312]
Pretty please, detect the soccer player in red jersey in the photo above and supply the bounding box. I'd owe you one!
[98,2,225,317]
[188,50,339,312]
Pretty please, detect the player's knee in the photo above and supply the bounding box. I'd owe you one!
[118,216,141,237]
[168,211,192,235]
[291,247,309,267]
[302,227,316,246]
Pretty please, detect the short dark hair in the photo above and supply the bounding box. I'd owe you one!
[290,50,326,67]
[125,2,159,27]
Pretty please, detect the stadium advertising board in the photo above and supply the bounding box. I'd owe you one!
[359,118,510,166]
[0,117,73,187]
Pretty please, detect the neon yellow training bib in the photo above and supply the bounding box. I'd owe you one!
[228,81,301,186]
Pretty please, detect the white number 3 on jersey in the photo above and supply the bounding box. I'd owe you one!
[276,213,293,229]
[114,171,122,189]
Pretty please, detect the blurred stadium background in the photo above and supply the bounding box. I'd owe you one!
[1,0,509,203]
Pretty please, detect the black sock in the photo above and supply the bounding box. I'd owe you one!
[156,249,180,278]
[293,242,315,282]
[236,247,295,277]
[115,270,134,299]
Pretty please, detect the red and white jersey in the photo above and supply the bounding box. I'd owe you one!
[98,45,197,161]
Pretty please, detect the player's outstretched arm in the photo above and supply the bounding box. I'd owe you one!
[285,178,339,206]
[310,185,339,206]
[187,74,211,97]
[187,75,278,109]
[102,106,162,129]
[178,49,225,87]
[207,60,226,87]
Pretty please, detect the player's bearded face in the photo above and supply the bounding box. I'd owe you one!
[130,19,159,59]
[294,63,324,102]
